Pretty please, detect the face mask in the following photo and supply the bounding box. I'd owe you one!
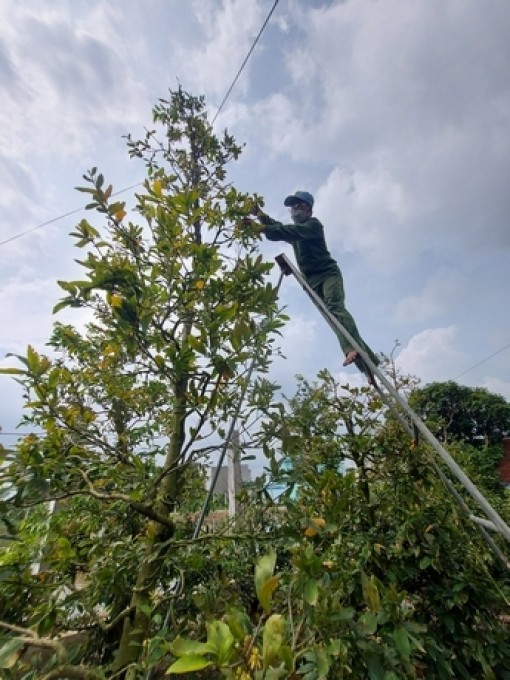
[291,208,308,224]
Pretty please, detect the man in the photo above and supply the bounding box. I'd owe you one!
[254,190,379,383]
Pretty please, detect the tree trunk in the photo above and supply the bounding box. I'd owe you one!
[112,372,188,676]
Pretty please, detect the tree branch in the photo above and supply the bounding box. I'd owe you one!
[42,666,103,680]
[77,470,175,530]
[0,621,67,666]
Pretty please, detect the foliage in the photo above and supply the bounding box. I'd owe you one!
[0,88,285,679]
[1,93,509,679]
[149,372,510,679]
[409,380,510,447]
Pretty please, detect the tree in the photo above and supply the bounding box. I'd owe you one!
[165,372,510,678]
[0,89,285,678]
[1,94,509,679]
[409,381,510,447]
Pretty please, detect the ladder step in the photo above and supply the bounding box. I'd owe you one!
[469,515,498,532]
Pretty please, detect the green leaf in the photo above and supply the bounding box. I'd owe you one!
[419,556,432,570]
[258,575,280,614]
[359,612,378,636]
[262,614,285,669]
[315,647,330,679]
[0,638,24,669]
[361,572,381,612]
[255,551,278,613]
[74,186,96,194]
[263,668,288,679]
[303,579,319,606]
[206,620,234,666]
[0,368,24,375]
[170,636,214,658]
[365,652,385,680]
[393,626,411,659]
[37,608,57,636]
[226,608,253,641]
[166,655,212,674]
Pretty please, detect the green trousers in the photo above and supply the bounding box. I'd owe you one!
[313,272,379,372]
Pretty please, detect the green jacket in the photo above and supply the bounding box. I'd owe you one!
[261,214,340,287]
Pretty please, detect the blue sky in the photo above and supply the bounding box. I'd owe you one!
[1,0,510,453]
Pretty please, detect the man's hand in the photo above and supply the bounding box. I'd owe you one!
[239,216,265,239]
[246,196,264,217]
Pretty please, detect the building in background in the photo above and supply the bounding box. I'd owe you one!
[499,438,510,487]
[205,464,252,505]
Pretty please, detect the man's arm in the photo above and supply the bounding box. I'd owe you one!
[258,214,320,243]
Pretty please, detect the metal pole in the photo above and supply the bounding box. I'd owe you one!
[228,430,242,517]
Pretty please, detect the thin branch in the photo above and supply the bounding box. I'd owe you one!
[42,666,103,680]
[77,469,175,530]
[0,620,35,637]
[99,606,135,633]
[169,530,281,548]
[0,621,67,667]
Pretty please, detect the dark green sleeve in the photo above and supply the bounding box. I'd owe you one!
[260,216,320,243]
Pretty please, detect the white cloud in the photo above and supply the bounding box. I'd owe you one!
[0,2,149,160]
[256,0,510,262]
[396,326,466,385]
[315,166,414,269]
[0,278,58,354]
[273,313,318,381]
[178,0,266,99]
[394,271,464,324]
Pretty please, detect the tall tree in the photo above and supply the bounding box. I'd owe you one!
[409,381,510,447]
[0,89,284,678]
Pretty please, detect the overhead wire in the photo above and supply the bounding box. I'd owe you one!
[453,342,510,380]
[0,183,141,248]
[211,0,280,125]
[145,7,282,679]
[1,1,279,250]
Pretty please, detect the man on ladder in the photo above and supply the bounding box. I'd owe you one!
[252,190,379,383]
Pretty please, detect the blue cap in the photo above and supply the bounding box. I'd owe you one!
[284,191,314,207]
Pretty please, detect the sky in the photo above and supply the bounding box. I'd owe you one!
[1,0,510,458]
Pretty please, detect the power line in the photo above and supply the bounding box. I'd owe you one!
[0,182,141,248]
[453,342,510,380]
[211,0,280,124]
[1,2,279,251]
[0,432,43,436]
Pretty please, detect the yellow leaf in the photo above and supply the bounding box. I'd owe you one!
[305,517,326,537]
[110,294,123,308]
[195,279,205,291]
[258,575,280,614]
[153,180,162,197]
[115,208,127,221]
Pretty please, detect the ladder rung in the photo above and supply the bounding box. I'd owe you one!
[469,515,498,532]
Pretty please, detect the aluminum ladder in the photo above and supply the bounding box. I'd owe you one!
[275,253,510,569]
